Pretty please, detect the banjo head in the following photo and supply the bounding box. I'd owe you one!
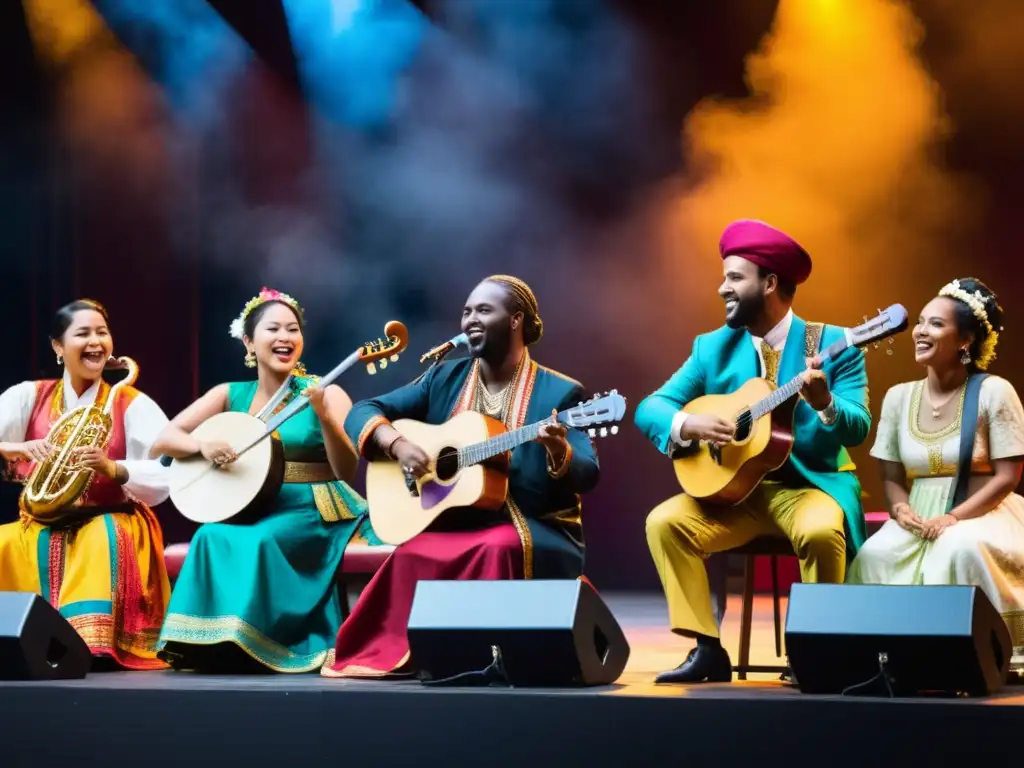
[169,411,276,525]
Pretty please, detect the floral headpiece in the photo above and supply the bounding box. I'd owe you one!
[938,279,1000,370]
[229,287,303,341]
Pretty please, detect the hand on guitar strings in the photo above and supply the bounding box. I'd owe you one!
[799,355,833,411]
[69,445,118,479]
[200,440,238,468]
[391,438,431,480]
[536,409,570,462]
[680,414,735,446]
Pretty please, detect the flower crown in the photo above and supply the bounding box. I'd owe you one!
[938,279,1000,370]
[229,288,303,341]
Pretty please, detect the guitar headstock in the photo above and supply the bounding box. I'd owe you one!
[849,304,909,355]
[360,321,410,374]
[561,390,628,438]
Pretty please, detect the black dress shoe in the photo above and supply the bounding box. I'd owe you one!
[655,645,733,684]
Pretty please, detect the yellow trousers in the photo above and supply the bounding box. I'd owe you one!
[646,481,846,639]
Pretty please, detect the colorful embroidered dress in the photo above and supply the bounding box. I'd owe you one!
[158,376,381,673]
[848,376,1024,667]
[0,372,172,669]
[321,350,600,678]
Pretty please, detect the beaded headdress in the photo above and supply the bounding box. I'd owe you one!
[229,287,303,341]
[937,278,1000,370]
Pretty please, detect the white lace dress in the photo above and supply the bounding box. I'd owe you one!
[847,376,1024,663]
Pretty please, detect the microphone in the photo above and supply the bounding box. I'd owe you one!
[419,332,469,365]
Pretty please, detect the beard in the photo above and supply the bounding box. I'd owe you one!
[725,293,765,330]
[470,323,513,363]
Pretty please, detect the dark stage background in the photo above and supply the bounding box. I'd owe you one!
[1,0,1021,589]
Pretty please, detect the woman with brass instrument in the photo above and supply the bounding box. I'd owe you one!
[152,288,382,673]
[0,299,172,669]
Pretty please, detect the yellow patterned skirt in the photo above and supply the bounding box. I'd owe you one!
[0,504,170,669]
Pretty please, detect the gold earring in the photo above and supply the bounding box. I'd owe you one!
[244,350,257,368]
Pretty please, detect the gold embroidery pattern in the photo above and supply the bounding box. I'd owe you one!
[329,483,356,520]
[761,340,781,385]
[320,648,412,678]
[311,482,357,523]
[282,461,335,484]
[908,380,965,444]
[804,322,824,359]
[160,613,329,673]
[506,496,534,580]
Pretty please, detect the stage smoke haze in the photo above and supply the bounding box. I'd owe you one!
[666,0,976,330]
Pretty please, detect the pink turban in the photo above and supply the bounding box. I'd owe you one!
[719,219,812,285]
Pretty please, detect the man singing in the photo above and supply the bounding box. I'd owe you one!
[636,219,870,684]
[321,275,600,678]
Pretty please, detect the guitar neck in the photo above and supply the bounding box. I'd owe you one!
[458,417,559,468]
[748,336,848,420]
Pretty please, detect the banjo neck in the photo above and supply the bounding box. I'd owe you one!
[234,347,363,458]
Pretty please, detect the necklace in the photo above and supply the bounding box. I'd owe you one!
[475,355,525,420]
[478,379,510,417]
[925,381,964,420]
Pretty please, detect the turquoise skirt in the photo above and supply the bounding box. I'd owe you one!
[158,480,379,673]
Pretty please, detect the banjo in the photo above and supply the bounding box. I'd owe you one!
[167,320,408,525]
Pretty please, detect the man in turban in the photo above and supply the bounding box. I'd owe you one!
[635,220,870,684]
[322,275,601,679]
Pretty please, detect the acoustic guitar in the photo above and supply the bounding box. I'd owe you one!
[167,321,409,525]
[672,305,909,505]
[366,390,627,546]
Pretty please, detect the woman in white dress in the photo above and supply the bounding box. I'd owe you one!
[847,278,1024,668]
[0,299,172,669]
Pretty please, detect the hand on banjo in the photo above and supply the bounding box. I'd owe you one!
[200,440,238,468]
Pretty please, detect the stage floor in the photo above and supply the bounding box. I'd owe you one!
[1,594,1021,766]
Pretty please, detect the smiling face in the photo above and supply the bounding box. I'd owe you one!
[718,255,771,330]
[52,309,113,382]
[460,281,521,360]
[244,302,303,375]
[913,297,970,371]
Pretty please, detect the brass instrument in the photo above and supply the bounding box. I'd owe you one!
[20,356,138,524]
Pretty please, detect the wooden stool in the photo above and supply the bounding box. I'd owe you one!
[730,535,794,680]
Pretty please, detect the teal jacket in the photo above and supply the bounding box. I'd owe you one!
[634,314,869,554]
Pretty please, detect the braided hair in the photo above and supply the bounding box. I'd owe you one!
[484,275,544,346]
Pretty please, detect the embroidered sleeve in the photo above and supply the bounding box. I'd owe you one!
[983,377,1024,461]
[869,384,903,463]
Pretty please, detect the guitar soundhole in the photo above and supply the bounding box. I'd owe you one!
[734,411,753,442]
[435,447,460,482]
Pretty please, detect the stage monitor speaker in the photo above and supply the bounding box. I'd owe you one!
[0,592,91,680]
[785,583,1010,696]
[407,579,630,686]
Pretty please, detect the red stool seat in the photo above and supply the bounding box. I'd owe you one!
[163,541,396,584]
[865,510,889,535]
